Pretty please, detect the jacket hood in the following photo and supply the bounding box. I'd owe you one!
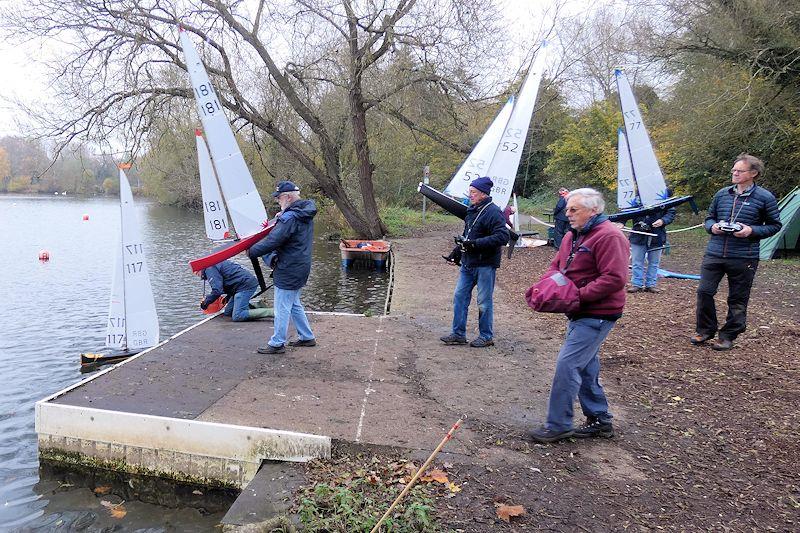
[283,198,317,221]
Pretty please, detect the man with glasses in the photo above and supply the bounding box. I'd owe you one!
[692,154,781,351]
[248,181,317,354]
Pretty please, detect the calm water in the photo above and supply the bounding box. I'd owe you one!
[0,194,388,531]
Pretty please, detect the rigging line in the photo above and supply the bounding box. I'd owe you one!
[666,223,704,234]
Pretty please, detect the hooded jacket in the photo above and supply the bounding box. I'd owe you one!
[461,196,510,268]
[545,214,629,320]
[201,260,258,308]
[704,184,781,259]
[249,198,317,290]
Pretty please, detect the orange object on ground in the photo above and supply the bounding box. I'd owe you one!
[203,295,227,314]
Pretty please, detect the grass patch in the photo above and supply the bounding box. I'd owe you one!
[380,206,454,237]
[296,455,441,532]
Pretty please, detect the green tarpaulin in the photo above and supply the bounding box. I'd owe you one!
[760,186,800,260]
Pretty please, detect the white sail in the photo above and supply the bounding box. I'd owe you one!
[196,129,232,240]
[615,69,669,207]
[116,168,159,351]
[180,29,267,238]
[616,128,640,209]
[485,42,548,209]
[444,98,514,200]
[105,234,126,349]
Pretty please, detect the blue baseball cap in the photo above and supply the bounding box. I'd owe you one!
[271,180,300,197]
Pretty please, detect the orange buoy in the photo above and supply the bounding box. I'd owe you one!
[38,250,50,261]
[82,214,89,221]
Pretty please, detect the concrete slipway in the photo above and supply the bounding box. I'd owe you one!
[35,230,557,523]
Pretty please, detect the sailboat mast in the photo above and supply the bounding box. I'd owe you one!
[119,171,129,352]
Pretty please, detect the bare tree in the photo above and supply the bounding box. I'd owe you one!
[2,0,508,237]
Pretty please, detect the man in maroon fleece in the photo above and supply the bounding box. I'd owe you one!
[528,188,629,443]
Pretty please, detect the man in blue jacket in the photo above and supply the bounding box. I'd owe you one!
[440,176,510,348]
[248,181,317,354]
[627,204,676,293]
[198,260,274,321]
[552,187,570,248]
[692,154,781,351]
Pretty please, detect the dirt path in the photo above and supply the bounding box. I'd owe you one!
[391,227,798,531]
[295,225,798,531]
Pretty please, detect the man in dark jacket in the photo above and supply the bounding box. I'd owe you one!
[553,187,570,248]
[248,181,317,354]
[627,205,676,293]
[692,154,781,351]
[197,260,273,321]
[528,188,629,443]
[440,177,509,348]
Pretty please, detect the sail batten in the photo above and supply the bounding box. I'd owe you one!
[180,29,267,238]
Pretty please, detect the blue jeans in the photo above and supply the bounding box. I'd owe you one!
[546,318,615,431]
[451,265,496,340]
[630,243,662,288]
[269,287,314,347]
[223,284,258,322]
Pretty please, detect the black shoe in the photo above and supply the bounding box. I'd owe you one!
[644,287,662,294]
[712,338,733,351]
[627,286,643,293]
[440,334,467,345]
[527,426,574,443]
[573,417,614,439]
[690,333,714,345]
[288,338,317,347]
[469,337,494,348]
[257,344,285,354]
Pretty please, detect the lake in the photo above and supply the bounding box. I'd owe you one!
[0,194,389,531]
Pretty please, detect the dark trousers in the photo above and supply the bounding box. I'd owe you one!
[696,256,759,341]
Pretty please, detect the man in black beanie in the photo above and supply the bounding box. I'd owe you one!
[440,177,509,347]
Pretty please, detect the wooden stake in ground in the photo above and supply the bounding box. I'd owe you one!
[370,418,463,533]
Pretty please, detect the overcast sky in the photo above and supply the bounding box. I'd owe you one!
[0,0,585,137]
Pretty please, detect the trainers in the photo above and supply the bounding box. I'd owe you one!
[469,337,494,348]
[644,287,662,293]
[288,338,316,347]
[573,417,614,439]
[711,338,733,351]
[527,426,574,443]
[627,286,643,293]
[690,333,714,345]
[440,334,467,345]
[257,344,285,354]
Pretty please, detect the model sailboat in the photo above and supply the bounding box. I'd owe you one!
[180,28,274,274]
[609,69,697,222]
[81,166,160,367]
[419,42,548,256]
[427,42,548,213]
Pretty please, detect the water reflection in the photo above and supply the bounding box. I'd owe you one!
[0,194,388,530]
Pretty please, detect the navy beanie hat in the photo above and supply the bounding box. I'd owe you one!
[470,176,493,195]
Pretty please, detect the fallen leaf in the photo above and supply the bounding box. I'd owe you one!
[496,503,526,522]
[420,469,449,484]
[100,500,127,519]
[447,482,461,493]
[93,486,112,495]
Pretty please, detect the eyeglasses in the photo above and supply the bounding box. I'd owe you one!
[566,206,585,214]
[731,168,753,174]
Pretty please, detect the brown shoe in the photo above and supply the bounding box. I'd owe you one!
[627,286,643,293]
[644,287,662,293]
[690,333,714,345]
[712,339,733,351]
